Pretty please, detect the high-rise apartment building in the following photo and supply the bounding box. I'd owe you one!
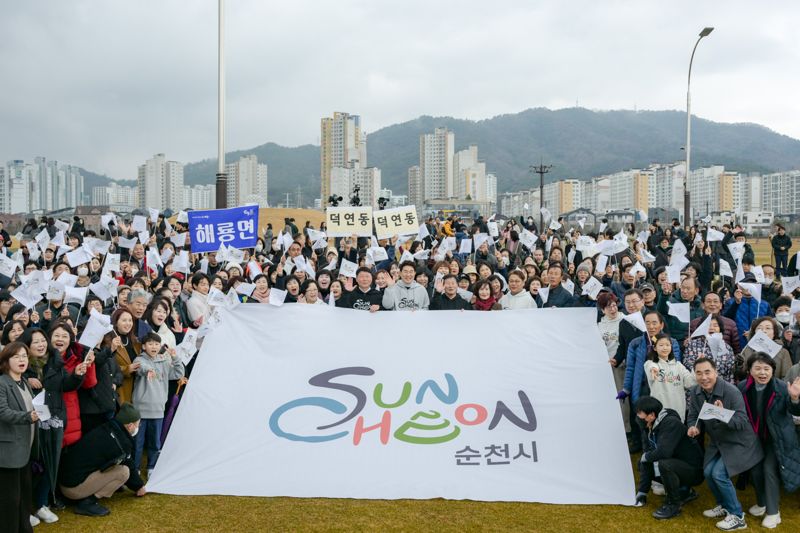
[608,169,649,211]
[761,171,800,217]
[183,184,216,210]
[320,112,364,202]
[453,145,487,201]
[419,128,454,200]
[688,165,725,217]
[92,182,137,206]
[137,154,184,211]
[226,155,268,207]
[407,165,422,210]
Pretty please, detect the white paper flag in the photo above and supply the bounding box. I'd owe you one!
[339,259,358,278]
[667,301,691,323]
[46,281,66,301]
[173,251,190,274]
[64,286,88,307]
[118,236,138,249]
[537,286,549,305]
[65,247,93,268]
[540,207,552,222]
[581,277,603,300]
[132,215,147,232]
[170,232,188,248]
[666,264,683,284]
[706,228,724,242]
[101,213,117,229]
[640,248,656,263]
[268,288,287,307]
[630,262,647,278]
[459,239,473,254]
[745,330,781,358]
[138,231,150,245]
[57,272,78,287]
[698,401,735,424]
[549,220,562,231]
[0,253,18,278]
[719,260,733,278]
[487,221,499,237]
[739,282,762,303]
[235,283,256,297]
[416,224,430,242]
[595,255,609,274]
[691,314,713,339]
[781,276,800,296]
[622,311,647,332]
[670,240,687,264]
[148,208,160,223]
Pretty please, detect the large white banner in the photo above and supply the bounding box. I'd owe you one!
[148,306,635,505]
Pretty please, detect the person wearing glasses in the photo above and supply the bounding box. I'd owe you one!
[0,342,40,531]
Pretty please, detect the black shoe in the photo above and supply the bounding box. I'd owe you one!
[74,497,110,517]
[679,488,698,506]
[653,503,682,520]
[51,497,66,511]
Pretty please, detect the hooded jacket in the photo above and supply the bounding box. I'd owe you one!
[498,290,537,310]
[382,280,430,311]
[637,408,704,495]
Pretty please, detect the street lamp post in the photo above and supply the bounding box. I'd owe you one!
[215,0,228,209]
[684,26,714,227]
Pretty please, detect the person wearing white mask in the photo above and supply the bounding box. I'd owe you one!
[773,296,800,367]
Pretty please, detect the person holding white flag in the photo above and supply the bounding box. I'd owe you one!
[723,272,772,351]
[683,315,736,383]
[686,358,763,531]
[643,333,695,422]
[658,277,703,344]
[736,352,800,529]
[739,318,793,381]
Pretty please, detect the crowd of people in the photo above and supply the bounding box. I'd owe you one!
[1,210,800,531]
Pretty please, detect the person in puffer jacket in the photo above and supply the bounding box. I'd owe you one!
[737,352,800,529]
[382,261,430,311]
[49,322,97,447]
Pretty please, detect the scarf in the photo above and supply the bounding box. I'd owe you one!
[743,376,775,444]
[473,296,497,311]
[28,352,49,380]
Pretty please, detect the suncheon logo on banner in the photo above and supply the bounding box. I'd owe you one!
[268,367,538,448]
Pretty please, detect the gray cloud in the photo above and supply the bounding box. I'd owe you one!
[2,0,798,179]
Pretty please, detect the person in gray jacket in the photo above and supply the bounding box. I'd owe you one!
[0,342,39,532]
[382,261,430,311]
[686,357,763,531]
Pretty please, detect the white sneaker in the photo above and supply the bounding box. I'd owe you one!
[748,504,766,517]
[762,513,781,529]
[30,515,40,527]
[651,480,665,496]
[704,505,727,518]
[716,513,747,531]
[35,506,59,523]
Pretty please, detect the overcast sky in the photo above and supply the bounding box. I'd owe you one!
[2,0,798,179]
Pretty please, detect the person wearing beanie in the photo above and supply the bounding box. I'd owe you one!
[58,403,146,517]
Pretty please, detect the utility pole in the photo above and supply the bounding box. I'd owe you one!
[530,159,552,232]
[284,192,291,209]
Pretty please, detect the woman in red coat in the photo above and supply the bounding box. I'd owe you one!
[49,322,97,447]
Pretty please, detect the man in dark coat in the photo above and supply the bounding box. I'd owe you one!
[634,396,704,520]
[541,263,574,308]
[59,404,146,516]
[770,224,792,277]
[687,358,763,530]
[337,268,383,311]
[430,275,472,310]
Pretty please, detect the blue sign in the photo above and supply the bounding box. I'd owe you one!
[188,205,258,253]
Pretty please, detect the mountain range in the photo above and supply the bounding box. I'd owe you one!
[83,107,800,205]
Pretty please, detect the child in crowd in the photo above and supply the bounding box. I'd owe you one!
[643,333,695,422]
[132,332,185,478]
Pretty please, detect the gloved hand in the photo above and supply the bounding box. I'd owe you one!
[616,390,628,400]
[634,492,647,507]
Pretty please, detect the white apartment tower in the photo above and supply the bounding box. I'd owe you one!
[226,155,268,207]
[453,145,487,201]
[137,154,184,211]
[419,128,455,200]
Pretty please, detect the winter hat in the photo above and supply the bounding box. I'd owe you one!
[116,403,140,425]
[576,263,592,276]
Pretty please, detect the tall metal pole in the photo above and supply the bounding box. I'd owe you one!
[530,160,552,232]
[684,27,713,227]
[215,0,228,209]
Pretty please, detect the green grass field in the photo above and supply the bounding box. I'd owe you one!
[34,460,800,532]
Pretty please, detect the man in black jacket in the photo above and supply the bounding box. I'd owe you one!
[59,403,146,516]
[430,275,472,310]
[338,268,382,311]
[635,396,704,520]
[770,224,792,277]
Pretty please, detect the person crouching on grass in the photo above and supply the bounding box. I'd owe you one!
[132,332,184,479]
[634,396,704,520]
